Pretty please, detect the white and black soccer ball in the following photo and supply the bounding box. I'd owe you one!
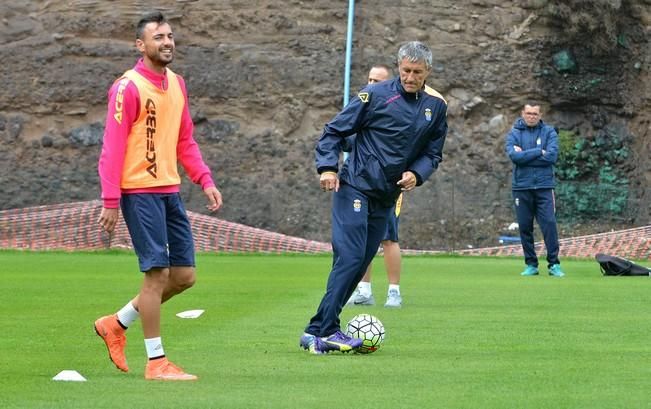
[345,313,385,354]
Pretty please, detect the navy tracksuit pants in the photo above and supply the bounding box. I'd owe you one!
[305,183,393,337]
[512,189,560,268]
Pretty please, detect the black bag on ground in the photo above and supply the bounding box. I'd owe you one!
[595,253,651,276]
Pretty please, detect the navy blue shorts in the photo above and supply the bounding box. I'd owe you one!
[120,193,195,272]
[383,212,400,242]
[383,193,402,242]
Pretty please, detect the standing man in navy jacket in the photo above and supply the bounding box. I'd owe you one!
[505,103,565,277]
[300,41,448,354]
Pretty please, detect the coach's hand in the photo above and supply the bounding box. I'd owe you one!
[204,186,223,212]
[98,207,118,233]
[397,171,417,192]
[320,171,339,192]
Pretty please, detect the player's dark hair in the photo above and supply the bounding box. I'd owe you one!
[523,101,542,109]
[370,63,393,76]
[136,11,167,39]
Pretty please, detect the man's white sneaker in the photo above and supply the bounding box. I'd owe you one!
[346,289,375,305]
[384,289,402,308]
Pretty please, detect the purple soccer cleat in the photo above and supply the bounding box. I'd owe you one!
[300,333,328,354]
[321,330,363,353]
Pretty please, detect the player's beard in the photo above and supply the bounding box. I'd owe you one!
[149,47,174,67]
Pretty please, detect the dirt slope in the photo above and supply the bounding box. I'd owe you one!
[1,0,649,248]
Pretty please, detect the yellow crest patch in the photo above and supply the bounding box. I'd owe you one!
[358,92,369,103]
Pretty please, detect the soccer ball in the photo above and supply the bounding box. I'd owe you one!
[345,313,385,354]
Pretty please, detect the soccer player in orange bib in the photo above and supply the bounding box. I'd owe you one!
[95,11,222,381]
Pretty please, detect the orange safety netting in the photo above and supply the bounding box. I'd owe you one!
[1,201,649,259]
[0,200,331,254]
[455,225,651,260]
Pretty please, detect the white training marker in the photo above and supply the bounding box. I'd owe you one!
[52,370,87,382]
[175,309,205,319]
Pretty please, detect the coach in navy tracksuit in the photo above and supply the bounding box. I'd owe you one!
[505,103,565,277]
[300,41,448,354]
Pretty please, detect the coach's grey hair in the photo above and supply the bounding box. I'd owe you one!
[397,41,433,70]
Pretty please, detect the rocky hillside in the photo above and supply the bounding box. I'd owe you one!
[1,0,649,249]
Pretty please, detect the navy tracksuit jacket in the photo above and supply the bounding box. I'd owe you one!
[505,118,561,268]
[306,77,447,337]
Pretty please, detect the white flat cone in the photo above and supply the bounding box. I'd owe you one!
[53,370,87,382]
[176,309,205,319]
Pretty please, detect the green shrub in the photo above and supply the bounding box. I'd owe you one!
[555,127,629,221]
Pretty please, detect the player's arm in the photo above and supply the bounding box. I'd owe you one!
[506,128,526,163]
[175,75,222,212]
[406,104,448,187]
[341,134,355,153]
[527,127,559,167]
[315,91,368,175]
[98,78,138,232]
[506,129,544,165]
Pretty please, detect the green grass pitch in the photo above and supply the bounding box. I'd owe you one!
[1,250,649,408]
